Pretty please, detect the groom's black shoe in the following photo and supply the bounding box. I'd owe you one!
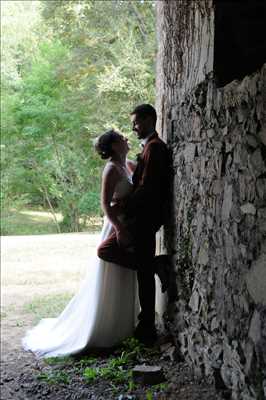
[134,323,158,347]
[154,255,171,293]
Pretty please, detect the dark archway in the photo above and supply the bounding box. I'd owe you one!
[214,0,266,86]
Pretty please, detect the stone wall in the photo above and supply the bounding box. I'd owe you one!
[160,65,266,399]
[155,3,266,398]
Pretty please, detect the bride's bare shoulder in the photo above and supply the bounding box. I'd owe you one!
[102,161,120,179]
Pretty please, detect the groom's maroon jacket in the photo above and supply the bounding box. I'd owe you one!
[125,132,170,233]
[97,132,171,268]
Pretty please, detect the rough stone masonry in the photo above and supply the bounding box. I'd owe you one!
[156,1,266,399]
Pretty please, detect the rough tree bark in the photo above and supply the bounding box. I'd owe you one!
[156,1,266,399]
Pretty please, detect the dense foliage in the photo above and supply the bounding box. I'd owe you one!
[1,0,155,233]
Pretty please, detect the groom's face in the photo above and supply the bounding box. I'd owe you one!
[131,113,152,140]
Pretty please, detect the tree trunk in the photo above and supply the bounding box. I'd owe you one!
[156,1,266,399]
[41,185,61,233]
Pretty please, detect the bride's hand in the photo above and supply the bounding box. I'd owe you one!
[112,198,127,212]
[116,227,132,248]
[111,203,123,215]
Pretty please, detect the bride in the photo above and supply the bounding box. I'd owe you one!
[22,129,138,358]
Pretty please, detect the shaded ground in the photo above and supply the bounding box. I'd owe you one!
[1,233,224,400]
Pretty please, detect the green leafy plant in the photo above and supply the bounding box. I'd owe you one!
[45,356,73,366]
[37,370,70,385]
[83,356,131,385]
[119,337,145,359]
[75,356,98,369]
[128,379,136,392]
[119,337,160,362]
[146,390,153,400]
[83,367,98,382]
[153,382,168,391]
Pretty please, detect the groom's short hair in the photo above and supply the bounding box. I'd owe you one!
[131,104,157,125]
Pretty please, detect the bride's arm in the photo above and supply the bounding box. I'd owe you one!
[101,164,130,244]
[126,158,137,174]
[101,164,123,232]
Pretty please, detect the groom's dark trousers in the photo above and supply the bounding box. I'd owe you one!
[98,133,170,330]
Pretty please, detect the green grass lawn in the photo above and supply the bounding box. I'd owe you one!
[24,293,74,323]
[1,209,61,235]
[1,208,102,235]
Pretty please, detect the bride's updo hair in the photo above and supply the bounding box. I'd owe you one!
[94,129,121,160]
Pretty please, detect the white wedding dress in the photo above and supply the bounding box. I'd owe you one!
[22,169,137,358]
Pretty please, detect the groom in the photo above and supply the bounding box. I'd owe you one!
[98,104,171,345]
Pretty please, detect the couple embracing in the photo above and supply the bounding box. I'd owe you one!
[23,104,171,357]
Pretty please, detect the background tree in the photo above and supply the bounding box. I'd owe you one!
[1,0,156,233]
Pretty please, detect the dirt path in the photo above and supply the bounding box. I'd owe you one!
[1,232,100,400]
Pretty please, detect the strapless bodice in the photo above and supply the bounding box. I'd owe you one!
[110,163,133,203]
[112,175,132,202]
